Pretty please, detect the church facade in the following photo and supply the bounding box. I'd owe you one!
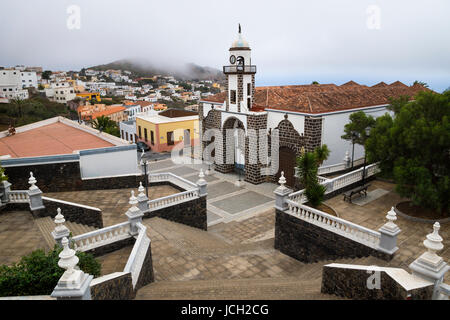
[199,27,427,188]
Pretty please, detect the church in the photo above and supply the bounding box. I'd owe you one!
[199,26,427,188]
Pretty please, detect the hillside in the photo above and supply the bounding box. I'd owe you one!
[87,59,224,81]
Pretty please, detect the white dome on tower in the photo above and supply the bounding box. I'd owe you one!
[231,24,250,48]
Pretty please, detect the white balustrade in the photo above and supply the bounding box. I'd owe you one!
[124,223,150,288]
[288,189,308,204]
[286,200,381,249]
[147,189,199,211]
[318,163,346,175]
[72,221,131,252]
[8,190,30,203]
[148,172,198,191]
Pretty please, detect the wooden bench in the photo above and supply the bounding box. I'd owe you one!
[343,184,371,203]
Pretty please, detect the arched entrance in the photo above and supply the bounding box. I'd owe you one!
[220,117,245,173]
[276,146,296,188]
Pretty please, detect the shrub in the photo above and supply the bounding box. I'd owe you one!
[305,182,326,208]
[0,245,101,297]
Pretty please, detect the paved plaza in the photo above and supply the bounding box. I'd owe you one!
[0,158,448,298]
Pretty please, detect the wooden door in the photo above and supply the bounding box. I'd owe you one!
[276,147,296,188]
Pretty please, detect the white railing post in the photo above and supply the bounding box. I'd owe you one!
[409,222,449,300]
[27,172,44,210]
[378,207,401,255]
[51,237,93,300]
[52,208,71,247]
[196,169,207,197]
[274,172,292,211]
[126,191,144,236]
[343,151,351,169]
[0,179,11,204]
[137,182,149,212]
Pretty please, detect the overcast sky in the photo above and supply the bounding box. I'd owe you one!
[1,0,449,91]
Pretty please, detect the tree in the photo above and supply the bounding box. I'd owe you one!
[341,111,376,146]
[413,80,429,88]
[311,81,319,85]
[41,70,52,80]
[92,115,120,137]
[386,95,410,114]
[366,90,450,215]
[314,144,330,166]
[296,152,318,188]
[0,245,100,297]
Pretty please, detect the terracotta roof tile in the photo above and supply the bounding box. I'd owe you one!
[202,81,429,114]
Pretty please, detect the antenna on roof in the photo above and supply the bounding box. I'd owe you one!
[238,23,241,34]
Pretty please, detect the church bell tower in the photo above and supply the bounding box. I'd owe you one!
[223,24,256,113]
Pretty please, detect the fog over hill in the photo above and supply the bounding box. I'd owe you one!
[87,58,224,81]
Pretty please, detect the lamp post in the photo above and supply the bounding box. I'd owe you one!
[361,127,371,186]
[351,132,357,169]
[140,150,149,197]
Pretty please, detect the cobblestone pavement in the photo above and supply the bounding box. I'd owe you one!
[0,211,48,266]
[45,185,178,226]
[325,179,450,282]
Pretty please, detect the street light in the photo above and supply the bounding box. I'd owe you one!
[351,132,358,169]
[140,149,149,197]
[361,127,371,186]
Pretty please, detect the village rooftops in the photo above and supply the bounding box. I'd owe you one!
[136,108,198,124]
[0,117,127,159]
[201,81,429,114]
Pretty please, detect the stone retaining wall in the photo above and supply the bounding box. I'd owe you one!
[274,209,392,263]
[91,272,135,300]
[321,265,433,300]
[4,161,144,193]
[32,197,104,229]
[143,195,207,230]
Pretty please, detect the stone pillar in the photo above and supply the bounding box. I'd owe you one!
[0,180,11,204]
[52,208,71,247]
[378,207,401,255]
[51,237,93,300]
[409,222,449,300]
[274,172,293,211]
[409,222,450,300]
[137,182,149,212]
[126,191,144,236]
[196,169,207,197]
[27,172,45,211]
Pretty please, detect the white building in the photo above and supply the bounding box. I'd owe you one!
[0,69,37,89]
[48,81,76,103]
[119,120,137,143]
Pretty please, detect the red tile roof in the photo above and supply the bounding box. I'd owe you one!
[202,81,429,114]
[0,122,114,158]
[91,106,126,119]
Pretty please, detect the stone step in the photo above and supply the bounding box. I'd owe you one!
[34,217,97,249]
[135,277,344,300]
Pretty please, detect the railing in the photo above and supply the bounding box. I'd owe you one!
[223,65,257,74]
[72,221,132,252]
[437,283,450,300]
[288,189,307,204]
[318,163,347,175]
[147,189,199,211]
[8,190,29,203]
[328,167,364,191]
[123,223,150,289]
[148,172,198,191]
[286,200,381,249]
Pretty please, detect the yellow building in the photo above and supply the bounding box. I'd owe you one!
[76,92,101,102]
[135,109,199,153]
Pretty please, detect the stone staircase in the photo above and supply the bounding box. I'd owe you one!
[34,216,97,249]
[135,256,387,300]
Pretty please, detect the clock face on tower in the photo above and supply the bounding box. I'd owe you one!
[229,55,236,64]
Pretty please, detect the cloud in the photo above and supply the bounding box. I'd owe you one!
[0,0,449,91]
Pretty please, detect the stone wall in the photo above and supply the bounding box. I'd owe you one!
[3,161,144,193]
[244,113,267,184]
[304,116,322,152]
[91,272,135,300]
[134,241,155,291]
[274,209,392,263]
[321,265,433,300]
[32,197,104,228]
[143,196,207,230]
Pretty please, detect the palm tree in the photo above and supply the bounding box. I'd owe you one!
[11,98,25,119]
[314,144,330,166]
[92,115,113,131]
[296,152,318,189]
